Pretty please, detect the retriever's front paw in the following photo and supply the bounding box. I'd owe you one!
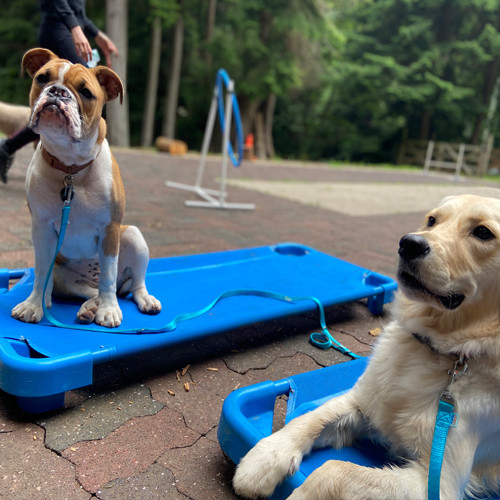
[11,299,46,323]
[233,434,302,499]
[286,460,357,500]
[287,482,317,500]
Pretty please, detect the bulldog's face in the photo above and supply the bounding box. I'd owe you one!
[22,48,123,144]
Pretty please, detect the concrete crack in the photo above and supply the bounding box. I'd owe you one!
[339,329,374,348]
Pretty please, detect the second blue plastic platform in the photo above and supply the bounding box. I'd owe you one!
[218,358,500,500]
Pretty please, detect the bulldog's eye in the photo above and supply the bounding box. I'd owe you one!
[472,225,495,241]
[427,216,436,227]
[79,88,95,100]
[36,73,49,85]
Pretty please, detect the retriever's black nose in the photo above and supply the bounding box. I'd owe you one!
[398,234,430,260]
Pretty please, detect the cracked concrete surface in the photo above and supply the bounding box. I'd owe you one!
[0,146,498,499]
[39,385,165,453]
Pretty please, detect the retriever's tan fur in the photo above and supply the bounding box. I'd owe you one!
[233,194,500,500]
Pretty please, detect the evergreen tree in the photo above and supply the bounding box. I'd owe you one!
[274,0,500,162]
[0,1,39,105]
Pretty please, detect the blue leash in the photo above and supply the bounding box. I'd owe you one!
[310,327,361,358]
[41,192,358,359]
[428,358,467,500]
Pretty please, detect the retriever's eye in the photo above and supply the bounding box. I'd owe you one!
[427,216,436,227]
[36,73,49,85]
[472,225,495,241]
[79,88,95,100]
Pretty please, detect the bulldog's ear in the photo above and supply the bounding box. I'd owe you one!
[22,48,58,78]
[94,66,124,104]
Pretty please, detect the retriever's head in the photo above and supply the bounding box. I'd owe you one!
[397,195,500,333]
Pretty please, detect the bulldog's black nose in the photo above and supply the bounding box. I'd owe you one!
[47,85,70,100]
[398,234,430,260]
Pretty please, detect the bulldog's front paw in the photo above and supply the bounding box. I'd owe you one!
[77,297,123,327]
[77,297,99,324]
[95,301,123,327]
[96,306,122,327]
[11,298,47,323]
[133,288,162,315]
[233,434,302,499]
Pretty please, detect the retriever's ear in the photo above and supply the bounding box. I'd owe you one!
[438,195,456,207]
[93,66,124,104]
[22,48,59,78]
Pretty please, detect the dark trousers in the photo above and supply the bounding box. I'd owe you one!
[39,20,88,66]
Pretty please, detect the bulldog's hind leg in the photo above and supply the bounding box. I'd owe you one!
[117,225,162,315]
[52,262,101,324]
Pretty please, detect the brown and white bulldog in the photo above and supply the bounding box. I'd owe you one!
[12,48,161,327]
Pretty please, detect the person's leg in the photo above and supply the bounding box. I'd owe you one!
[0,126,39,183]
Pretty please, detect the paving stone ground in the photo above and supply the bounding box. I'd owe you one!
[0,145,497,499]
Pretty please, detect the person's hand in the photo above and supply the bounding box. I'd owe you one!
[95,31,119,68]
[71,25,92,63]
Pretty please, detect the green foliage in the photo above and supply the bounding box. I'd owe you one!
[148,0,180,28]
[0,0,39,104]
[275,0,500,162]
[3,0,500,164]
[206,0,332,99]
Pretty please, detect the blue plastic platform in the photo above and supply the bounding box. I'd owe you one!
[0,243,396,413]
[218,358,500,500]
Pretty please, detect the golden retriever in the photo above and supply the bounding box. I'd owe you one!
[233,194,500,500]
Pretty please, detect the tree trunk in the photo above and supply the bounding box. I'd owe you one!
[239,98,261,141]
[255,111,266,159]
[163,16,184,139]
[141,17,162,147]
[205,0,216,67]
[264,94,276,158]
[419,110,433,140]
[470,58,499,144]
[106,0,130,147]
[482,76,500,144]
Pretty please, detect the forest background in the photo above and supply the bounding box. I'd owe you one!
[1,0,500,165]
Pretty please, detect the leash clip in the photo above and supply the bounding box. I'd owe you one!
[60,175,75,204]
[446,358,468,389]
[439,358,468,407]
